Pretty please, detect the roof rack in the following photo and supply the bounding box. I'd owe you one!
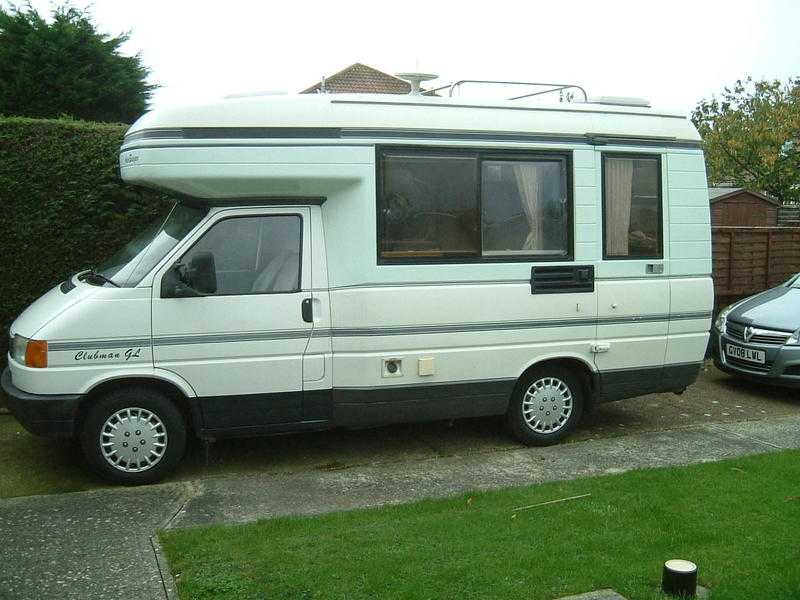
[424,80,589,102]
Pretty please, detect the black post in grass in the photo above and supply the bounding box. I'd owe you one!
[661,559,698,597]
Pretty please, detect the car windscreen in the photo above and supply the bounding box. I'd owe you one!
[96,203,208,287]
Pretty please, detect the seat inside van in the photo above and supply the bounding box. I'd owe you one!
[251,250,299,293]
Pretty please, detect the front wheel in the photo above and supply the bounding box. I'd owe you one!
[80,387,187,484]
[507,365,584,446]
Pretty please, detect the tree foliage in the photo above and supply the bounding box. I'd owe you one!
[692,78,800,203]
[0,3,155,123]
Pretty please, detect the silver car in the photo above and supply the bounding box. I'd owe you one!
[712,273,800,387]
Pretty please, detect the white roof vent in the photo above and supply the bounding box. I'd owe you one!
[396,72,438,96]
[590,96,651,108]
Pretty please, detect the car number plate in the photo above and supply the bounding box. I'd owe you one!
[726,344,765,365]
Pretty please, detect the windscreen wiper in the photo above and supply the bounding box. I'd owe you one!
[78,268,120,288]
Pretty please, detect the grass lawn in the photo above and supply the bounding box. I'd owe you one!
[160,450,800,600]
[0,413,296,498]
[0,413,101,498]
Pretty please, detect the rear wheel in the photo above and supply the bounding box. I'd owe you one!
[507,365,584,446]
[80,387,187,484]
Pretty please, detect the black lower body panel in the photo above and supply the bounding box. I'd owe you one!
[198,390,303,429]
[597,362,702,403]
[192,362,701,440]
[332,379,516,427]
[1,368,82,438]
[193,379,515,437]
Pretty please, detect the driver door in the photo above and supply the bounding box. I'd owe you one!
[151,207,313,430]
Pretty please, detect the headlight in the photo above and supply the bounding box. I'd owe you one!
[787,329,800,346]
[9,334,48,368]
[714,307,731,334]
[10,334,28,363]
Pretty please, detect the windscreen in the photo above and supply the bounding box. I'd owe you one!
[97,203,208,287]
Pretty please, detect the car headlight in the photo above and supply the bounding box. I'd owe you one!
[9,334,48,368]
[10,334,28,363]
[714,307,731,334]
[787,329,800,346]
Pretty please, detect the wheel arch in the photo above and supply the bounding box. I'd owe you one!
[76,373,201,435]
[515,355,597,410]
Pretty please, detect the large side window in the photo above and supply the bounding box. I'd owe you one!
[603,154,662,259]
[183,215,302,295]
[378,148,571,262]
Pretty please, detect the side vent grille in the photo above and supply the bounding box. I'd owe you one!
[530,265,595,294]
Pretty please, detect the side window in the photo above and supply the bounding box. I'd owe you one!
[380,153,479,259]
[378,149,571,262]
[481,159,568,257]
[603,154,662,259]
[183,215,302,295]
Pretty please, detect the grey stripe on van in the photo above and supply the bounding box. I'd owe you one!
[122,126,703,151]
[49,338,153,352]
[46,311,711,351]
[154,330,312,346]
[330,275,713,290]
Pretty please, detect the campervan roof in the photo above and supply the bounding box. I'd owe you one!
[124,93,700,149]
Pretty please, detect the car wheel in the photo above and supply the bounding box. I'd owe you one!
[80,387,187,485]
[507,365,584,446]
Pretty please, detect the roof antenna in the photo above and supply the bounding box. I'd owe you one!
[396,72,438,96]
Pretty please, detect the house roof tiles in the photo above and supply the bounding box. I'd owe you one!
[301,63,412,95]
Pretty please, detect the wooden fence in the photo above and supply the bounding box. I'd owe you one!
[777,206,800,227]
[712,226,800,306]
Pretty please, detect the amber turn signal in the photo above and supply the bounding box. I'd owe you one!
[25,340,48,368]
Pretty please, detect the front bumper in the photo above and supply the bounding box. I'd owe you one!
[711,327,800,388]
[1,367,83,437]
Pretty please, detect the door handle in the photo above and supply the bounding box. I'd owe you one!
[301,298,313,323]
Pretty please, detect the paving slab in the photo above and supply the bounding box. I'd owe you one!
[0,482,190,600]
[710,415,800,449]
[555,590,628,600]
[168,416,800,527]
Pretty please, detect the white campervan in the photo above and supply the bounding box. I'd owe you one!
[3,82,714,483]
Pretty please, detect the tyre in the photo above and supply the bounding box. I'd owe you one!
[80,387,187,485]
[507,365,584,446]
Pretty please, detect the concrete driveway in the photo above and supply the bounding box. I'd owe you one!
[1,363,799,599]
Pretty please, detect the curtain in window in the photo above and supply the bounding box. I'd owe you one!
[513,163,546,250]
[605,159,634,255]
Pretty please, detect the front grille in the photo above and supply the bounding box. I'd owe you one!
[726,320,792,345]
[726,320,745,340]
[725,355,773,373]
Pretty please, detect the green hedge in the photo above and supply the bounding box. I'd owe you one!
[0,117,173,382]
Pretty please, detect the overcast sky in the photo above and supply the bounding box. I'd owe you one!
[23,0,800,114]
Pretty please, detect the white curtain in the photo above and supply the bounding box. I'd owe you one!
[513,163,546,251]
[605,159,634,256]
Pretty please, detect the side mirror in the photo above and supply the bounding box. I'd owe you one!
[187,251,217,294]
[160,252,217,298]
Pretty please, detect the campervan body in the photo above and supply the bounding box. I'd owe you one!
[3,82,714,483]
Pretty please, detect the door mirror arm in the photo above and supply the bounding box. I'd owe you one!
[161,258,216,298]
[175,262,189,285]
